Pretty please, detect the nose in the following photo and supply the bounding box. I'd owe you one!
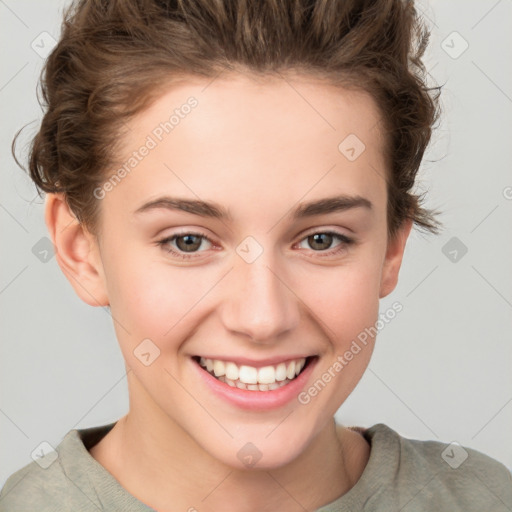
[219,252,300,344]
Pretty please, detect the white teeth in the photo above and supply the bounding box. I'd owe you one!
[225,362,239,381]
[275,363,287,381]
[225,378,236,388]
[239,365,258,384]
[286,361,296,380]
[213,360,225,377]
[197,356,309,388]
[220,376,292,391]
[257,366,277,384]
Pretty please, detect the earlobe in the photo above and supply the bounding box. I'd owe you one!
[45,193,109,307]
[379,218,413,299]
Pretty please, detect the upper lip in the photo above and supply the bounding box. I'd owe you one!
[193,355,315,368]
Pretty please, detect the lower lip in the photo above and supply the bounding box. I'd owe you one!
[193,357,318,411]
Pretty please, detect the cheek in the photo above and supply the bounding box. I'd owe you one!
[107,258,214,348]
[296,256,383,342]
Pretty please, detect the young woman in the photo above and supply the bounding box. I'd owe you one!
[1,1,511,510]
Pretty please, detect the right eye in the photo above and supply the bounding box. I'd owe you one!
[157,232,214,259]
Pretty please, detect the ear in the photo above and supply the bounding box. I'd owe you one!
[45,193,109,307]
[379,218,413,298]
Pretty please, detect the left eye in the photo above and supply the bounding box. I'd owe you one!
[296,232,353,252]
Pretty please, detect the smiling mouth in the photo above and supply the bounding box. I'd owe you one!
[192,356,315,391]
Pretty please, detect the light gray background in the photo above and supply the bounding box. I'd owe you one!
[1,0,511,489]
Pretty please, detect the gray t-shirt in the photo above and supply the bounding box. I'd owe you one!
[1,422,511,511]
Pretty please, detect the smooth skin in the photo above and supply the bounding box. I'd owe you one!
[45,72,412,512]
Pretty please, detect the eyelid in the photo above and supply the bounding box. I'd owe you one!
[297,225,352,240]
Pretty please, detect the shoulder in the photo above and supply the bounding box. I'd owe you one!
[0,422,153,512]
[370,423,512,510]
[0,456,96,512]
[0,425,116,512]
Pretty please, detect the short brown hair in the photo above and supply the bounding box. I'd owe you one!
[14,0,442,239]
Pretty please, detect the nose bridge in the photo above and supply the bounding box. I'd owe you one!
[221,249,299,342]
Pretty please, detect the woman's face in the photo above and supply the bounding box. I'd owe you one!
[85,73,409,469]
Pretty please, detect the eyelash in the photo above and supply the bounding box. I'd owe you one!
[156,230,355,260]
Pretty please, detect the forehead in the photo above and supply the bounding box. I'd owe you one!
[129,73,385,152]
[105,73,388,224]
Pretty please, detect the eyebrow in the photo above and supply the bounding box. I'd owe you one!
[133,194,372,221]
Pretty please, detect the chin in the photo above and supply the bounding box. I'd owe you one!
[202,429,311,471]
